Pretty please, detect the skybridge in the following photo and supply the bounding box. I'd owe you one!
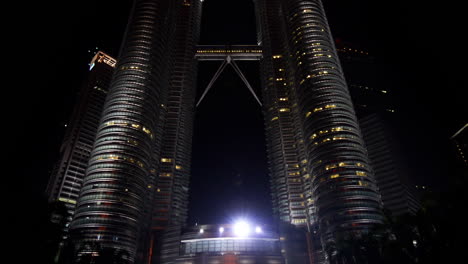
[195,45,263,61]
[195,45,263,107]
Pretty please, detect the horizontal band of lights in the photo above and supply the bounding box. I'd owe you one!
[181,237,278,243]
[196,49,262,53]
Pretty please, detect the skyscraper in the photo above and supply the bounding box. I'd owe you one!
[255,1,384,263]
[152,1,202,263]
[46,51,116,231]
[334,40,395,117]
[451,123,468,168]
[359,114,420,216]
[334,39,421,217]
[66,1,385,263]
[69,1,176,261]
[69,1,202,263]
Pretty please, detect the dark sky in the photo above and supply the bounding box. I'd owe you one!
[14,0,466,226]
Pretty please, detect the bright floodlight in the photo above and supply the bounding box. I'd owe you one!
[255,226,262,233]
[199,228,204,234]
[233,220,251,237]
[219,227,224,234]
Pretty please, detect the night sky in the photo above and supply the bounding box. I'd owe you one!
[14,0,466,227]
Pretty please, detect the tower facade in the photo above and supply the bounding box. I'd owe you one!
[335,40,421,217]
[359,114,420,216]
[67,1,384,263]
[152,0,202,263]
[46,51,116,231]
[451,123,468,168]
[69,0,177,261]
[255,0,384,262]
[68,1,203,263]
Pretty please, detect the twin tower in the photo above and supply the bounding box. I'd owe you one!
[69,0,384,263]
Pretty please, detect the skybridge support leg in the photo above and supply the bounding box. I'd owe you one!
[230,60,262,107]
[196,59,229,107]
[196,55,262,107]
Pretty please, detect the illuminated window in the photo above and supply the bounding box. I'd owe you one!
[358,181,369,186]
[175,165,182,170]
[279,97,288,101]
[273,55,282,59]
[142,127,151,134]
[292,218,307,224]
[313,107,323,112]
[319,129,328,135]
[279,108,290,112]
[271,116,279,121]
[58,197,76,204]
[356,171,367,176]
[161,158,172,163]
[159,173,172,177]
[330,127,344,132]
[330,174,340,179]
[332,136,347,140]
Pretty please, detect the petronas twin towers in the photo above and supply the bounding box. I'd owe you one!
[68,0,384,263]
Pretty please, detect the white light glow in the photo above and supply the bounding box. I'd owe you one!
[255,226,262,233]
[219,227,224,234]
[199,228,204,234]
[234,220,251,237]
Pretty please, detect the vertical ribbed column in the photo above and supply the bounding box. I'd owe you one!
[158,0,202,228]
[255,1,320,263]
[69,1,171,262]
[157,0,203,263]
[254,0,308,228]
[281,0,384,242]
